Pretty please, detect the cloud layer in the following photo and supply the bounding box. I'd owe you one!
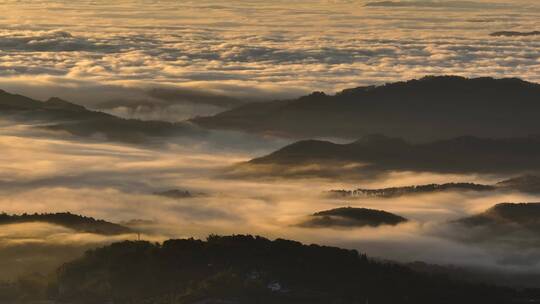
[0,0,539,119]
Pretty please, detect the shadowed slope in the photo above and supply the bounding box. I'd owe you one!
[0,89,204,143]
[245,135,540,176]
[0,212,133,235]
[194,76,540,141]
[56,235,525,304]
[457,203,540,229]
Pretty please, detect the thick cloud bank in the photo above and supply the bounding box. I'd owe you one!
[0,0,539,120]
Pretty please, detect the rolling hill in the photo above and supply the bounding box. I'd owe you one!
[193,76,540,141]
[0,212,133,235]
[328,183,495,198]
[245,135,540,176]
[496,175,540,194]
[328,176,540,199]
[54,235,530,304]
[456,203,540,230]
[298,207,407,228]
[0,89,203,143]
[450,203,540,246]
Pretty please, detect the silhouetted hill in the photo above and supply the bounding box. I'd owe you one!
[450,203,540,246]
[365,1,498,8]
[299,207,407,228]
[154,189,194,199]
[0,212,133,235]
[55,235,530,304]
[329,183,495,198]
[497,175,540,193]
[328,176,540,198]
[193,76,540,141]
[246,135,540,176]
[0,89,203,143]
[0,89,105,115]
[457,203,540,229]
[490,31,540,37]
[0,89,47,110]
[153,189,207,199]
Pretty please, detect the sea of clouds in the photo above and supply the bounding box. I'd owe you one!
[0,0,539,120]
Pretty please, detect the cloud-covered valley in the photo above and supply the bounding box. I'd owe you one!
[3,120,540,285]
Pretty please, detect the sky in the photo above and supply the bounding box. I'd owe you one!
[1,0,540,119]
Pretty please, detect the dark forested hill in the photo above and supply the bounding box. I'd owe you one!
[245,135,540,176]
[456,203,540,230]
[328,183,495,198]
[497,175,540,193]
[490,31,540,37]
[328,176,540,199]
[0,212,133,235]
[55,235,532,304]
[153,189,207,199]
[0,89,203,143]
[299,207,408,228]
[193,76,540,141]
[450,203,540,246]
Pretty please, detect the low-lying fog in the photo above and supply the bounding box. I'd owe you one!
[2,120,540,282]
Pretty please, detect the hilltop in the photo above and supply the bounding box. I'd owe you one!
[299,207,407,228]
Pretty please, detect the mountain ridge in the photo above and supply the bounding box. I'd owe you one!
[193,76,540,141]
[245,135,540,176]
[0,212,133,235]
[0,89,204,143]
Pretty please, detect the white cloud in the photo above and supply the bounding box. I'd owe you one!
[0,0,538,117]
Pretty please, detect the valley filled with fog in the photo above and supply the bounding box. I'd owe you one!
[3,118,540,285]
